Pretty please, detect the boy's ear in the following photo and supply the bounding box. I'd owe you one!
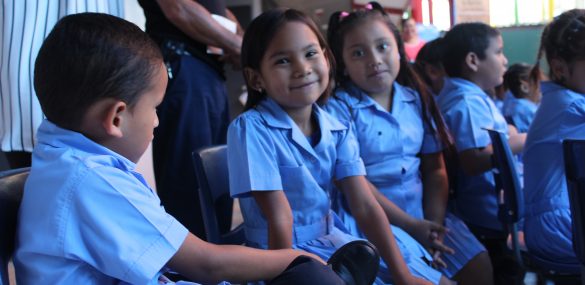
[102,101,128,138]
[519,79,530,94]
[465,52,480,72]
[549,58,568,82]
[244,67,264,92]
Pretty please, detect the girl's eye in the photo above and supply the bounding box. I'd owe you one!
[306,50,318,58]
[378,42,389,51]
[275,58,290,65]
[352,49,365,57]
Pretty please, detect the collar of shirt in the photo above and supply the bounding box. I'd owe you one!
[438,77,489,105]
[36,120,136,172]
[342,81,417,112]
[256,97,347,158]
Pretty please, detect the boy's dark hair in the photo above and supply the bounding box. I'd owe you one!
[241,8,335,111]
[327,4,452,148]
[530,9,585,87]
[441,22,500,78]
[504,63,538,99]
[34,13,163,130]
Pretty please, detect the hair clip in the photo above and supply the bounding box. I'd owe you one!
[365,3,373,10]
[339,11,350,21]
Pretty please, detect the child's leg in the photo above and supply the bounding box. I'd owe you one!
[451,252,493,285]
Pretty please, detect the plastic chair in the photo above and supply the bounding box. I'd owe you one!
[0,167,29,285]
[486,129,580,283]
[192,145,244,245]
[563,139,585,284]
[484,128,525,267]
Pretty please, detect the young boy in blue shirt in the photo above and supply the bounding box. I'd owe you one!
[435,22,526,284]
[13,13,356,285]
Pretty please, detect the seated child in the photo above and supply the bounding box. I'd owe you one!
[502,63,541,133]
[523,8,585,265]
[436,22,525,232]
[436,22,526,284]
[415,38,447,95]
[228,7,440,285]
[13,12,349,285]
[325,5,493,285]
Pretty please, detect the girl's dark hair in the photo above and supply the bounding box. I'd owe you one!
[530,9,585,89]
[241,8,335,111]
[414,38,445,89]
[504,63,539,99]
[441,22,500,78]
[327,3,452,148]
[34,13,163,130]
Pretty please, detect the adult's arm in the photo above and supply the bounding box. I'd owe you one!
[156,0,242,55]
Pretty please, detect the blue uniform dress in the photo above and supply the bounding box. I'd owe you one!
[14,120,192,285]
[503,97,538,133]
[523,83,585,264]
[228,98,442,284]
[326,83,485,278]
[436,78,509,231]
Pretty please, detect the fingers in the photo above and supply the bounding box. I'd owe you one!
[430,238,455,255]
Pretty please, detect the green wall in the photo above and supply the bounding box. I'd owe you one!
[499,25,544,67]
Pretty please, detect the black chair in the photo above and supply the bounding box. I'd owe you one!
[563,139,585,284]
[484,128,524,267]
[192,145,244,245]
[0,167,29,285]
[486,129,580,283]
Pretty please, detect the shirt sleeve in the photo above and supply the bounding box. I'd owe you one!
[70,167,188,284]
[227,114,283,198]
[334,121,366,180]
[444,95,493,152]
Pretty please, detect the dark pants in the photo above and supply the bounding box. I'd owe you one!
[4,151,31,169]
[268,256,344,285]
[153,45,230,239]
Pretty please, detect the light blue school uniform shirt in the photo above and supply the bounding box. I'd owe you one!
[436,77,509,231]
[227,97,439,284]
[503,97,538,133]
[523,83,585,264]
[15,120,189,285]
[326,83,485,278]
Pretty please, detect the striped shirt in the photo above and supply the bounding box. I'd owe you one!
[0,0,124,152]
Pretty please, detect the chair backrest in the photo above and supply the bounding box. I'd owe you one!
[192,145,244,245]
[484,128,524,225]
[484,128,525,267]
[563,139,585,265]
[0,167,29,285]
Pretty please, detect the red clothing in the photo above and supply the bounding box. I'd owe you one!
[404,40,426,62]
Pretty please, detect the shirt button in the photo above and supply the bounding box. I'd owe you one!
[401,168,406,174]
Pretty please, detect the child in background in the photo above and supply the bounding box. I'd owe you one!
[523,8,585,265]
[14,13,348,285]
[415,38,447,95]
[436,22,526,284]
[325,6,492,285]
[502,63,541,133]
[228,8,433,285]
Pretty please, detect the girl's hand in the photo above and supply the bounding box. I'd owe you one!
[409,220,454,258]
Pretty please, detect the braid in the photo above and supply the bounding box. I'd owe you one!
[540,9,585,84]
